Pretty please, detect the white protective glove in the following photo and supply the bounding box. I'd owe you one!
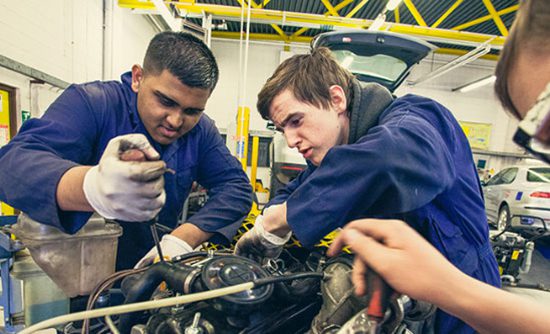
[134,234,194,268]
[234,213,292,263]
[83,134,167,222]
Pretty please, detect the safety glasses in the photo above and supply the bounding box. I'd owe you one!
[514,82,550,163]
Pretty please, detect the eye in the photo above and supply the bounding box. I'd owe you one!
[158,95,176,107]
[183,108,203,116]
[288,116,303,128]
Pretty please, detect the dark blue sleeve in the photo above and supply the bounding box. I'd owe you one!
[0,85,99,233]
[187,118,253,242]
[287,110,456,247]
[268,165,315,206]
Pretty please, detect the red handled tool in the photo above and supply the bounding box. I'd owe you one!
[365,270,393,334]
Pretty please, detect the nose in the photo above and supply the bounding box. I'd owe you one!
[166,111,184,129]
[284,129,301,149]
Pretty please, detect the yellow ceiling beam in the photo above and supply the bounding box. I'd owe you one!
[271,24,289,40]
[238,0,288,41]
[388,24,505,46]
[321,0,340,17]
[452,5,518,31]
[291,27,310,39]
[431,0,463,28]
[291,0,354,39]
[212,31,312,43]
[345,0,369,18]
[394,7,400,23]
[403,0,427,26]
[212,31,501,61]
[481,0,509,36]
[119,1,506,47]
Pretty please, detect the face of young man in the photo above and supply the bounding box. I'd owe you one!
[269,88,349,166]
[131,65,211,145]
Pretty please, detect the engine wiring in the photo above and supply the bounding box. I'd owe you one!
[19,271,325,334]
[82,251,229,333]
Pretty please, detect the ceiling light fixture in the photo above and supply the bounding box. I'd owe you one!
[386,0,403,11]
[453,75,496,93]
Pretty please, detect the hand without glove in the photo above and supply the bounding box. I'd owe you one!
[83,133,167,222]
[234,214,292,264]
[134,234,194,268]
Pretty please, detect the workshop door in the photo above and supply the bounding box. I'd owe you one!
[0,87,15,215]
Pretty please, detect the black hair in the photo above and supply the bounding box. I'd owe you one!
[143,31,219,91]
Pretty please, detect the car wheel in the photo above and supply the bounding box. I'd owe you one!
[497,205,510,232]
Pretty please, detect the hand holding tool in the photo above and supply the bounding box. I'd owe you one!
[83,134,167,222]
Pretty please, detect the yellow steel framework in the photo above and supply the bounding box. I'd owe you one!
[431,0,464,29]
[452,5,518,31]
[481,0,509,36]
[119,0,518,58]
[403,0,427,27]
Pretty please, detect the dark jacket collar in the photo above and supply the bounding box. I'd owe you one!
[347,79,394,144]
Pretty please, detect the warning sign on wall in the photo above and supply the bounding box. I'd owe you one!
[459,121,492,151]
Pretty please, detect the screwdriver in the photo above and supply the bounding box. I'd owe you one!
[120,147,172,263]
[149,217,166,263]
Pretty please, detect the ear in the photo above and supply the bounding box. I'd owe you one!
[131,64,143,93]
[329,85,347,115]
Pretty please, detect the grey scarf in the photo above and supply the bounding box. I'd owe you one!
[347,80,395,144]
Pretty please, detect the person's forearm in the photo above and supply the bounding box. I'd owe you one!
[262,202,292,237]
[433,269,550,333]
[171,223,213,248]
[56,166,94,211]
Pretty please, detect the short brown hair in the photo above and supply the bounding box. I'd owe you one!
[257,47,355,120]
[495,0,550,118]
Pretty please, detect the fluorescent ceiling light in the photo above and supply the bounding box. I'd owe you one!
[368,14,386,31]
[453,75,496,93]
[386,0,403,11]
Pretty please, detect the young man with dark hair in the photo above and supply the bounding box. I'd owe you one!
[236,47,499,333]
[0,31,253,270]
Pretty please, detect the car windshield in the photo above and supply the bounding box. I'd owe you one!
[331,50,407,81]
[526,168,550,183]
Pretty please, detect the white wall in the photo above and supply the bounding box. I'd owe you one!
[0,0,156,121]
[397,54,520,154]
[0,0,103,120]
[105,1,158,80]
[208,40,308,131]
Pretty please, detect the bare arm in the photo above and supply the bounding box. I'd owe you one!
[56,166,94,211]
[171,223,213,248]
[329,219,550,334]
[437,267,550,334]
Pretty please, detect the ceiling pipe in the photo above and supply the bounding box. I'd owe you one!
[407,37,495,86]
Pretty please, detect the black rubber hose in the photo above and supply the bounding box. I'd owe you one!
[254,272,324,287]
[118,262,196,334]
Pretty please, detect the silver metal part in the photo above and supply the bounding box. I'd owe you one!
[130,324,148,334]
[184,312,203,334]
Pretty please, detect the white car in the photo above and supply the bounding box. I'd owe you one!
[483,164,550,234]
